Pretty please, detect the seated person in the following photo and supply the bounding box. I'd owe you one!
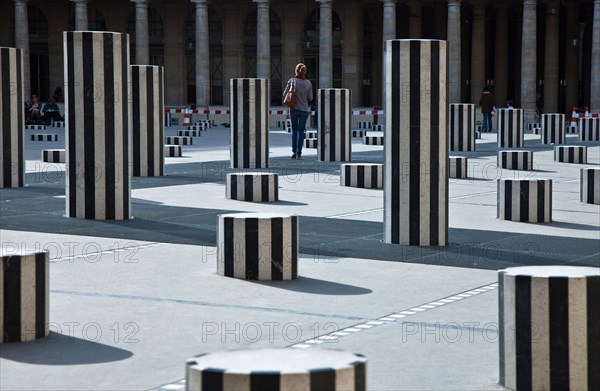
[42,97,63,125]
[27,94,41,124]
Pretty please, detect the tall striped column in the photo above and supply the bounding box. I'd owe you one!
[449,103,475,151]
[131,65,164,177]
[497,109,524,148]
[579,118,600,141]
[64,31,131,220]
[499,266,600,391]
[581,167,600,205]
[230,78,269,168]
[541,113,566,144]
[1,250,49,343]
[0,47,25,188]
[318,88,351,162]
[384,39,448,246]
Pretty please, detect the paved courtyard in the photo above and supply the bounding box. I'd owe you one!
[1,123,599,390]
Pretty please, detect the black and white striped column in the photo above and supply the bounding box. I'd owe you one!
[526,123,540,132]
[541,114,566,145]
[341,163,383,189]
[357,121,371,129]
[25,124,46,130]
[498,266,600,390]
[230,78,269,168]
[372,124,385,132]
[41,149,66,163]
[304,139,317,149]
[64,31,131,220]
[225,173,278,202]
[532,126,542,135]
[318,88,351,162]
[164,145,182,157]
[164,112,171,127]
[352,129,366,138]
[497,109,524,148]
[497,179,552,222]
[364,135,384,145]
[165,136,192,145]
[187,348,367,391]
[0,47,24,188]
[217,213,298,280]
[581,167,600,205]
[131,65,164,177]
[449,156,468,179]
[384,39,448,246]
[449,103,475,151]
[1,250,49,343]
[30,134,57,141]
[498,150,533,171]
[579,118,600,141]
[178,130,200,137]
[554,146,587,164]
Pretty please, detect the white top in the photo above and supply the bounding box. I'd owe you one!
[219,212,295,219]
[1,249,48,257]
[500,266,600,278]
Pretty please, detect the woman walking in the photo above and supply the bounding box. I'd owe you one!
[283,63,313,159]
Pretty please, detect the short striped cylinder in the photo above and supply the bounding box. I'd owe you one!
[305,130,317,139]
[341,163,383,189]
[230,78,269,168]
[541,114,566,145]
[131,65,164,177]
[51,121,65,128]
[475,130,482,139]
[0,47,25,188]
[187,125,205,131]
[526,123,540,132]
[580,167,600,205]
[164,145,182,157]
[352,129,366,138]
[449,156,468,179]
[186,348,367,391]
[178,130,200,137]
[64,31,131,220]
[579,118,600,141]
[304,138,317,149]
[225,173,278,202]
[532,127,542,135]
[566,124,578,134]
[384,39,448,246]
[41,149,65,163]
[554,146,587,164]
[498,150,533,171]
[363,135,384,145]
[497,109,524,148]
[498,266,600,390]
[217,213,298,280]
[357,121,371,129]
[30,134,57,142]
[317,88,351,162]
[25,125,46,130]
[449,103,476,151]
[372,124,385,131]
[165,136,192,145]
[1,250,49,343]
[476,124,487,133]
[497,179,552,222]
[164,112,171,127]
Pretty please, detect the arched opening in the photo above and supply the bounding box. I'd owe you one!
[28,5,49,100]
[127,7,165,66]
[362,10,376,107]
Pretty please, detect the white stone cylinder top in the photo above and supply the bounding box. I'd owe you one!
[500,266,600,278]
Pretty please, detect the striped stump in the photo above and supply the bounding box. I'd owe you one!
[217,213,298,280]
[317,89,351,162]
[449,156,468,179]
[0,47,24,188]
[541,114,566,145]
[497,179,552,222]
[30,134,57,141]
[64,31,131,220]
[304,138,317,149]
[188,125,205,132]
[526,123,540,132]
[131,65,164,177]
[566,124,578,134]
[580,167,600,205]
[25,125,46,130]
[41,149,66,163]
[498,150,533,171]
[497,109,524,148]
[1,250,49,343]
[305,130,317,139]
[178,130,201,137]
[475,130,482,139]
[164,145,182,157]
[385,39,448,246]
[532,127,542,135]
[165,136,192,145]
[554,146,587,164]
[372,124,385,132]
[357,121,371,129]
[51,121,65,128]
[579,118,600,141]
[186,348,367,390]
[449,103,476,151]
[352,130,366,138]
[498,266,600,390]
[225,173,278,202]
[363,135,384,145]
[230,78,269,168]
[341,163,383,189]
[164,112,171,127]
[286,126,292,134]
[476,124,488,133]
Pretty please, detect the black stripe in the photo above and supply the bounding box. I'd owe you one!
[229,175,237,199]
[201,368,224,391]
[319,89,325,161]
[430,40,440,245]
[352,361,366,390]
[390,40,401,242]
[357,165,364,188]
[310,368,335,390]
[16,48,24,186]
[449,104,455,150]
[371,165,378,188]
[245,218,259,280]
[232,79,238,167]
[587,276,600,390]
[254,80,262,168]
[147,68,155,176]
[244,174,253,201]
[519,181,529,222]
[132,67,141,176]
[121,33,129,219]
[223,217,234,277]
[242,79,250,168]
[457,104,463,150]
[270,218,283,280]
[67,32,76,216]
[159,68,164,175]
[409,40,421,245]
[501,152,506,169]
[503,180,512,220]
[515,275,532,390]
[291,215,298,279]
[511,151,518,170]
[344,165,351,186]
[587,169,595,203]
[537,180,545,222]
[3,254,21,342]
[261,174,269,202]
[498,273,505,385]
[330,90,337,160]
[35,252,46,339]
[549,277,569,389]
[1,48,10,187]
[104,33,116,220]
[250,371,280,391]
[341,90,347,160]
[82,32,96,219]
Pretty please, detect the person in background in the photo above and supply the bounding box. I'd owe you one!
[478,86,495,132]
[507,100,515,109]
[283,63,313,159]
[42,97,63,125]
[26,94,41,124]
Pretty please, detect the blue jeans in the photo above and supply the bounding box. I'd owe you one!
[483,112,493,132]
[290,109,309,156]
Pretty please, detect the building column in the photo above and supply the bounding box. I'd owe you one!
[544,0,560,112]
[131,0,149,65]
[382,0,396,112]
[447,0,461,103]
[254,0,270,80]
[521,0,537,123]
[470,2,485,103]
[409,0,421,38]
[14,0,30,99]
[591,0,600,111]
[192,0,210,107]
[71,0,88,30]
[494,4,508,107]
[564,2,578,113]
[318,0,333,89]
